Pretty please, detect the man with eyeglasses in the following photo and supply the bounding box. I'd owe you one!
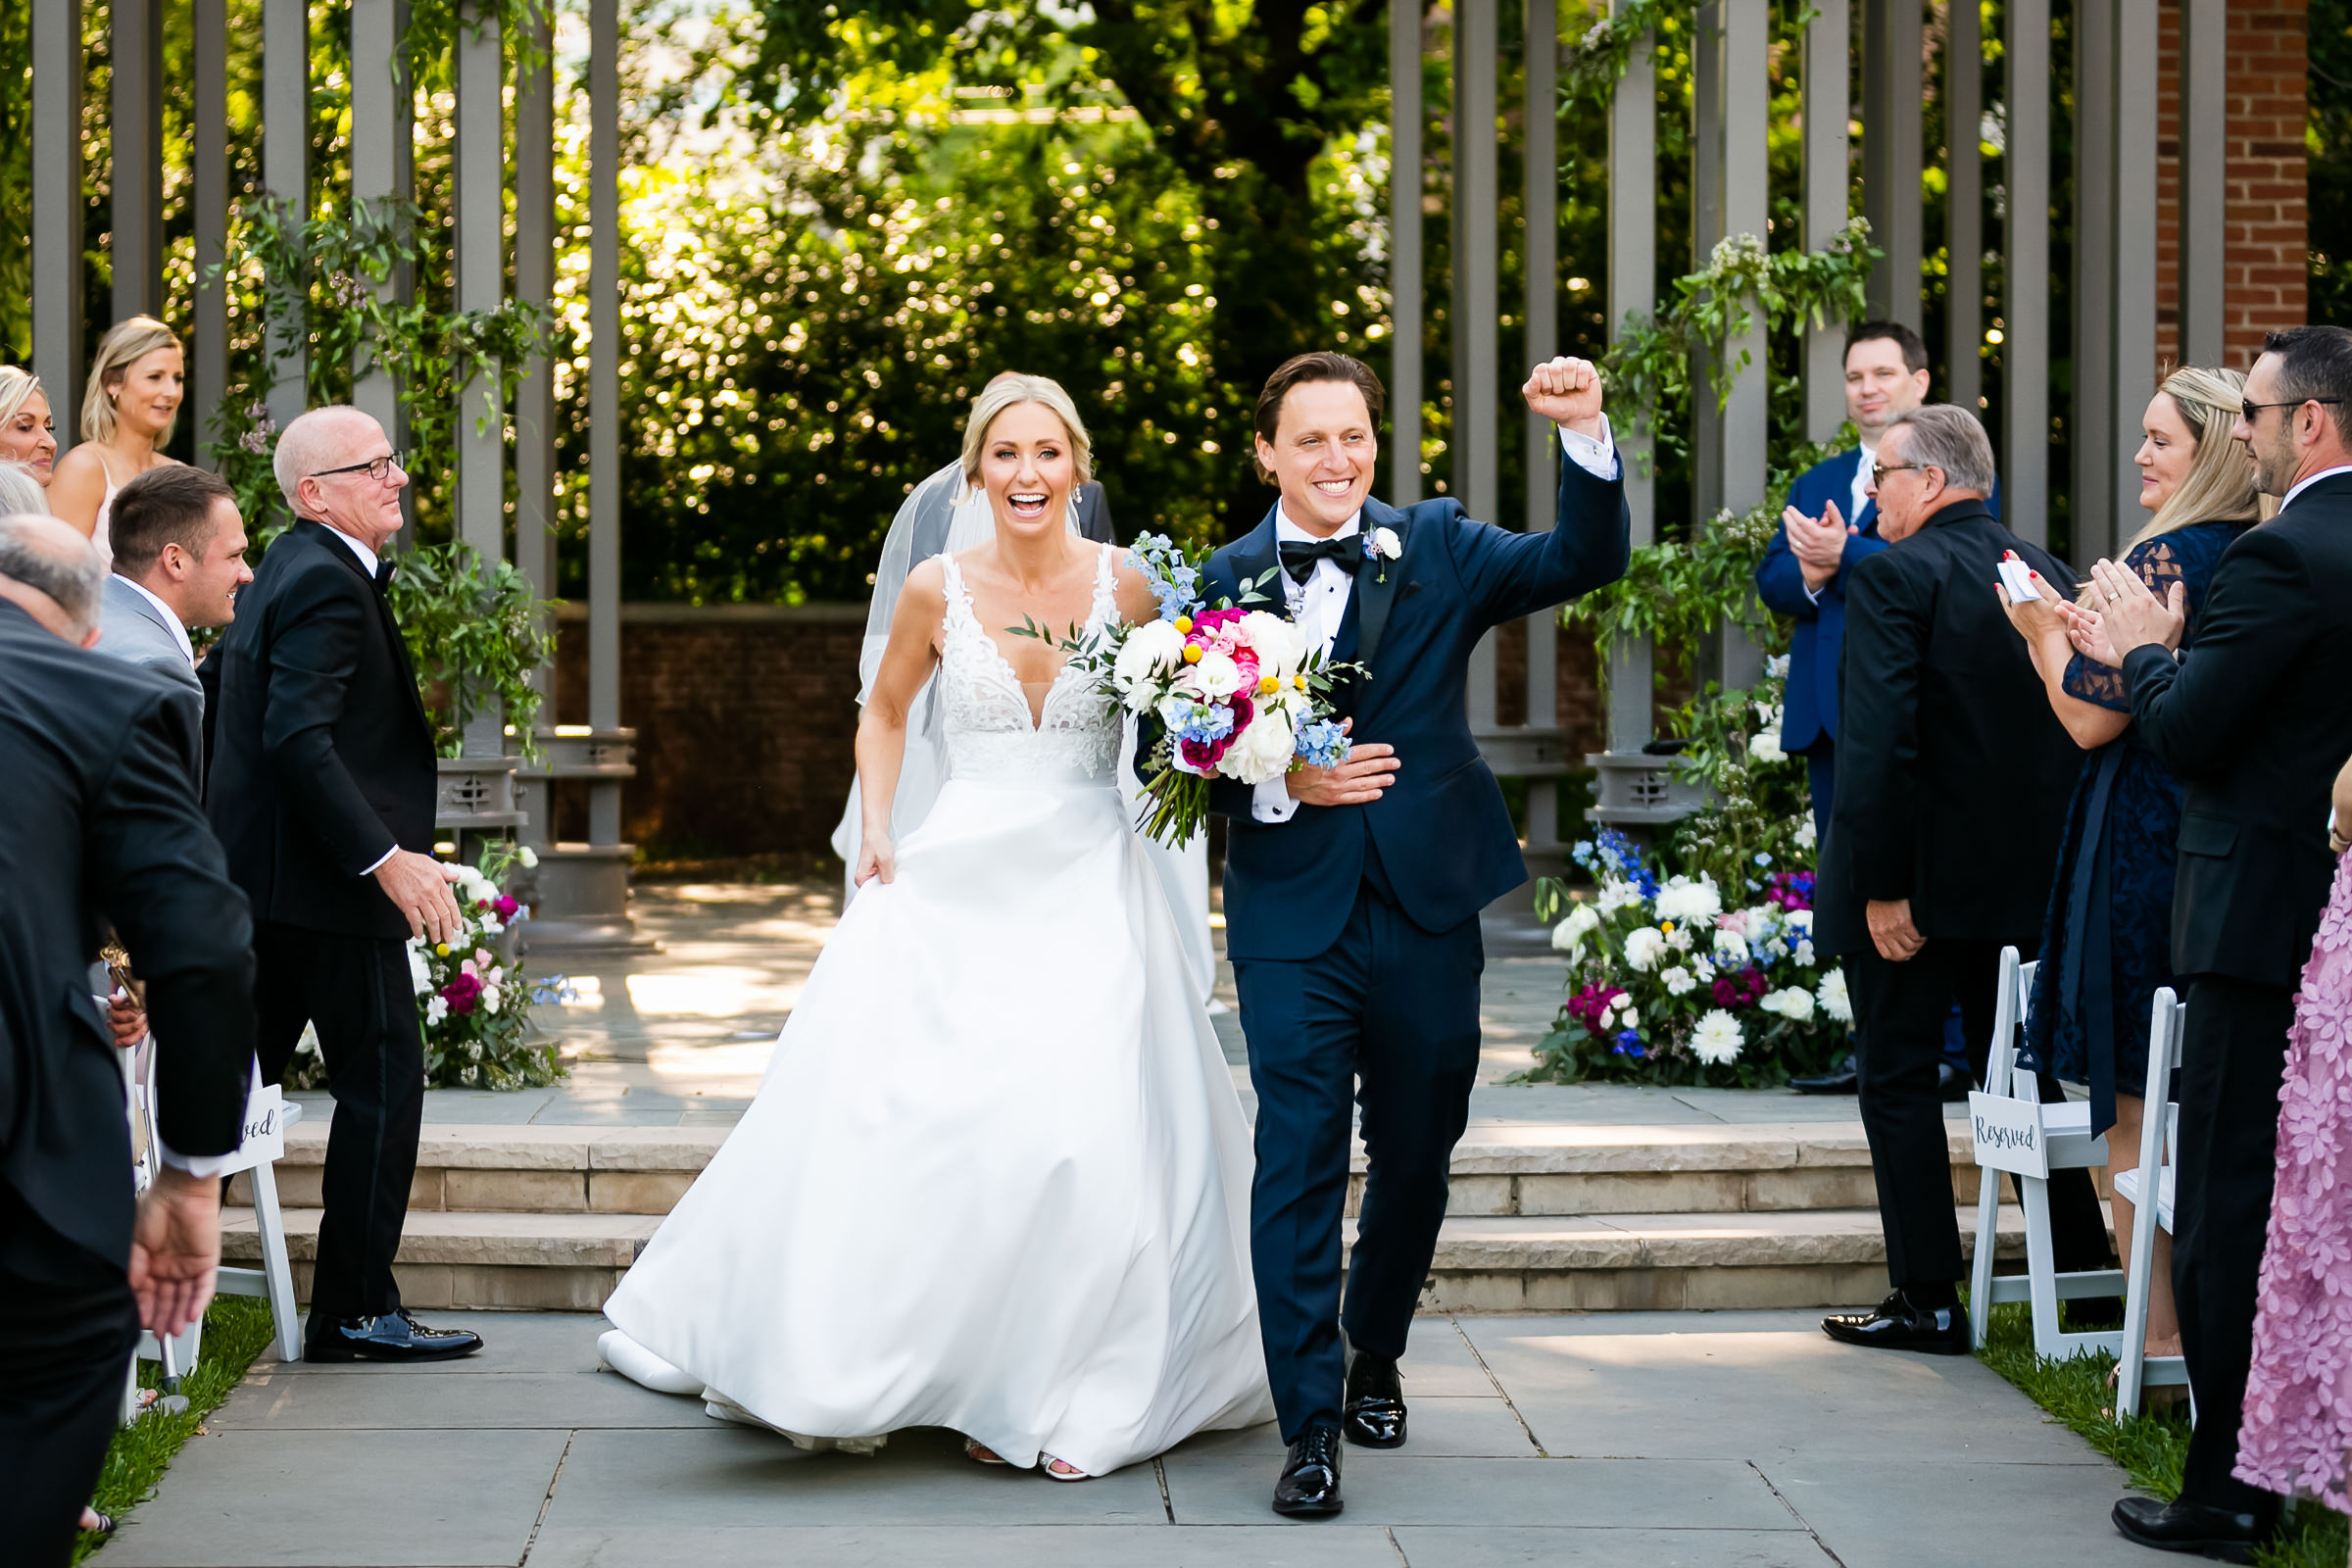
[204,405,484,1365]
[1812,405,2109,1358]
[2061,325,2352,1562]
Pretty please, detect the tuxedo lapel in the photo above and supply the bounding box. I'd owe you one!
[1354,499,1411,670]
[297,521,433,742]
[1229,510,1286,614]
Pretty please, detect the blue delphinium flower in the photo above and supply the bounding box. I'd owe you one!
[1294,716,1350,769]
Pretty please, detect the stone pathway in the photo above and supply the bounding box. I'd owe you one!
[110,1309,2153,1567]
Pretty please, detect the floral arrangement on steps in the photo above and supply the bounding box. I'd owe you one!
[280,841,570,1093]
[1516,829,1852,1088]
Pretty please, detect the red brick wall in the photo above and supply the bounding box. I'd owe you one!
[2153,0,2308,368]
[552,607,866,858]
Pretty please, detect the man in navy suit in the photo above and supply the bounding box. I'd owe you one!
[1200,352,1627,1516]
[1759,321,1990,1098]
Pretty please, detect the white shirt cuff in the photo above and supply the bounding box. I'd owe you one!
[1251,774,1298,823]
[1556,415,1619,479]
[361,844,399,876]
[1803,579,1826,605]
[155,1133,237,1179]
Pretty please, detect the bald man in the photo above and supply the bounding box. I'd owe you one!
[204,408,480,1364]
[0,514,256,1566]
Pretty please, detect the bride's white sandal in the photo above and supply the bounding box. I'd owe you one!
[964,1437,1009,1465]
[1040,1454,1090,1482]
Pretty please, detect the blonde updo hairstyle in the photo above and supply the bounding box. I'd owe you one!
[958,373,1093,498]
[81,316,182,445]
[0,366,44,429]
[2075,365,2267,610]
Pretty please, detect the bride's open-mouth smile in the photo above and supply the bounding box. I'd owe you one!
[1007,489,1052,519]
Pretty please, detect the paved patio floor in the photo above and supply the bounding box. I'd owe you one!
[107,1309,2152,1568]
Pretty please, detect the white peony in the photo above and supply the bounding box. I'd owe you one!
[1760,986,1816,1022]
[1661,966,1696,996]
[1623,926,1668,972]
[1238,612,1306,679]
[1190,649,1245,699]
[1690,1008,1745,1064]
[1597,878,1647,915]
[1551,904,1601,952]
[1748,727,1787,764]
[1369,525,1403,561]
[1817,968,1852,1023]
[1712,927,1750,964]
[1216,707,1297,784]
[1114,618,1187,697]
[1653,875,1722,924]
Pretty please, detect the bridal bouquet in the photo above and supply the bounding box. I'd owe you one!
[1040,533,1355,845]
[1520,829,1850,1088]
[405,841,567,1091]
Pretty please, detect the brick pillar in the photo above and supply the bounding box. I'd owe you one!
[2153,0,2307,371]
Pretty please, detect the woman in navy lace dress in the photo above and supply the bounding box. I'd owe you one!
[1999,365,2266,1373]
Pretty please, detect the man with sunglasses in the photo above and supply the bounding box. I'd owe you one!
[2063,325,2352,1562]
[205,405,483,1365]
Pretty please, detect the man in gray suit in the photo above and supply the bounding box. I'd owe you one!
[97,465,251,755]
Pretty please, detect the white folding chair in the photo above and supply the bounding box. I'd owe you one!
[2114,987,2190,1419]
[1967,946,2128,1357]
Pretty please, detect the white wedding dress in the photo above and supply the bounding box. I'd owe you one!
[601,544,1273,1474]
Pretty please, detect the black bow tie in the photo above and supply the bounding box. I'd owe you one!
[1278,536,1362,585]
[374,560,396,588]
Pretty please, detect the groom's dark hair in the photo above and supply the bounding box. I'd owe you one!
[1253,352,1387,482]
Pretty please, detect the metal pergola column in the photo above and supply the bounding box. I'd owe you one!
[2004,0,2051,549]
[1457,0,1499,735]
[31,0,84,420]
[1391,0,1423,507]
[454,0,506,758]
[1944,0,1984,414]
[1862,0,1923,332]
[110,0,164,323]
[352,0,414,492]
[1804,0,1852,442]
[263,0,308,435]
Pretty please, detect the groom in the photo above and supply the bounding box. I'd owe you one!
[1202,352,1626,1515]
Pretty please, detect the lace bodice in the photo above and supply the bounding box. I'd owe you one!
[938,547,1121,785]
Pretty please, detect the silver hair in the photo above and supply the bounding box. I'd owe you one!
[271,405,377,516]
[0,463,48,517]
[0,513,104,627]
[1884,404,1999,494]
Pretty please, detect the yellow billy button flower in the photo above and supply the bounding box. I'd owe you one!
[1183,645,1203,663]
[1258,675,1280,695]
[1293,674,1308,691]
[1173,615,1194,634]
[435,942,452,956]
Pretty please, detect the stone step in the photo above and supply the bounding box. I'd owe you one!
[220,1203,2031,1315]
[234,1120,1991,1220]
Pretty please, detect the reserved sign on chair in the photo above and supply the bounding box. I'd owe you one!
[1969,1091,2049,1179]
[220,1068,287,1178]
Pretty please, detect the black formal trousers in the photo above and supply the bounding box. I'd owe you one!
[1852,938,2110,1297]
[1229,859,1484,1443]
[2173,975,2294,1516]
[0,1180,141,1567]
[254,922,426,1320]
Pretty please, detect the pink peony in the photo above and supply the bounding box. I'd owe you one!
[441,971,483,1015]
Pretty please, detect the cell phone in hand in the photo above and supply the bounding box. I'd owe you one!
[1996,555,2040,603]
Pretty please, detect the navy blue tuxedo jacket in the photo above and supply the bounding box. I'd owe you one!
[1757,449,2000,755]
[1201,458,1630,961]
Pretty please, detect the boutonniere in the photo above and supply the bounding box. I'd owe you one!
[1362,526,1402,584]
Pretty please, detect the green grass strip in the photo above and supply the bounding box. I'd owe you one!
[1976,1300,2349,1568]
[74,1295,275,1563]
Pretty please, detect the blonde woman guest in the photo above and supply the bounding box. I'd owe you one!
[49,318,185,558]
[1997,365,2266,1383]
[0,368,59,486]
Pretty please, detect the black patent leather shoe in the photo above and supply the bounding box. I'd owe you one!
[2111,1495,2276,1562]
[1821,1291,1971,1354]
[1343,1351,1407,1448]
[1790,1055,1859,1095]
[1272,1424,1344,1517]
[304,1310,484,1364]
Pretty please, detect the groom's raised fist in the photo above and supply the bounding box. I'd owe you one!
[1522,356,1605,439]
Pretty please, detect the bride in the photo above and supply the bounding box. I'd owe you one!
[599,374,1273,1478]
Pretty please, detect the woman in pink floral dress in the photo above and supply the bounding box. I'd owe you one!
[2237,750,2352,1535]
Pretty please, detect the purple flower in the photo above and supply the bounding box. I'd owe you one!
[441,971,483,1016]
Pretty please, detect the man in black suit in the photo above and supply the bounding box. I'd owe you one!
[207,406,481,1363]
[0,514,257,1567]
[2077,327,2352,1561]
[1814,405,2112,1354]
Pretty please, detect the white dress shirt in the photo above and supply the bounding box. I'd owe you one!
[1251,418,1620,822]
[2282,465,2352,512]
